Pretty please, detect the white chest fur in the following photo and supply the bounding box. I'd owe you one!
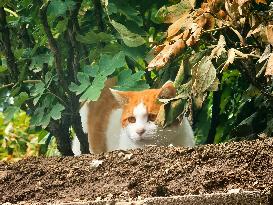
[105,109,195,152]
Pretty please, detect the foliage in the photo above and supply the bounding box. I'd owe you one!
[0,111,59,161]
[0,0,273,158]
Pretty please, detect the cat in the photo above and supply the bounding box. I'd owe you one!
[74,78,195,154]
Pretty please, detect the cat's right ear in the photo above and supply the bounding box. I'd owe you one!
[109,89,129,105]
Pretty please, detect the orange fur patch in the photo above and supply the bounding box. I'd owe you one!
[119,89,162,127]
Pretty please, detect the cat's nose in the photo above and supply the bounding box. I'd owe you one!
[136,128,145,136]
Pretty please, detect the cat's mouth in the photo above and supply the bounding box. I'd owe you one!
[129,134,155,143]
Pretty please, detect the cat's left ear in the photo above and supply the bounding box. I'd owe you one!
[158,81,176,99]
[109,88,129,105]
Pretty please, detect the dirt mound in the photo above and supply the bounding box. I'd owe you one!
[1,138,273,204]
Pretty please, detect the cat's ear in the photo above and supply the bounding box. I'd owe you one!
[109,88,129,105]
[158,81,176,99]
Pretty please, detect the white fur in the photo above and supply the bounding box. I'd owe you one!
[74,102,195,154]
[79,103,88,133]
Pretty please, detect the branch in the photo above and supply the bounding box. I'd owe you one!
[39,3,68,92]
[92,0,105,32]
[0,7,18,81]
[0,80,41,90]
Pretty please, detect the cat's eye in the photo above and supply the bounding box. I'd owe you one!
[128,116,136,123]
[148,114,157,122]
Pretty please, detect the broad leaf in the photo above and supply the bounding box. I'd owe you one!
[111,20,145,47]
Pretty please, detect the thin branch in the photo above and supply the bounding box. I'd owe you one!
[39,2,69,92]
[0,7,18,81]
[0,80,41,90]
[92,0,105,32]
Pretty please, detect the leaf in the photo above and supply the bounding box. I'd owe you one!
[258,45,271,63]
[110,0,143,26]
[0,65,7,72]
[192,57,217,95]
[266,25,273,45]
[50,103,65,120]
[111,20,145,47]
[255,0,267,4]
[80,75,107,101]
[76,31,114,44]
[167,14,193,38]
[155,0,195,23]
[13,92,28,107]
[69,72,90,95]
[47,0,75,18]
[210,35,226,59]
[148,34,186,70]
[4,106,20,123]
[115,70,149,91]
[223,48,248,70]
[265,54,273,76]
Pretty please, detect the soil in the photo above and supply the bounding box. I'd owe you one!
[1,137,273,204]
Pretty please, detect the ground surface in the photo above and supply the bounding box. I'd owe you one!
[1,137,273,204]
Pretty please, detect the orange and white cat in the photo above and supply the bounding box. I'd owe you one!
[74,78,195,154]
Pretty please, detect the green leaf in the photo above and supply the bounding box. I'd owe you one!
[111,20,145,47]
[50,103,65,120]
[110,0,143,26]
[76,31,114,44]
[0,0,9,7]
[47,0,75,18]
[99,52,126,76]
[80,75,107,101]
[4,106,20,123]
[0,65,7,72]
[69,72,90,95]
[14,92,28,107]
[116,70,149,91]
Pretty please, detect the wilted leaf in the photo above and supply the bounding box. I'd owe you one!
[210,35,226,59]
[266,25,273,45]
[192,57,217,94]
[258,45,271,63]
[246,24,262,38]
[167,14,193,38]
[148,34,186,70]
[111,20,145,47]
[223,48,248,70]
[265,54,273,76]
[255,0,267,4]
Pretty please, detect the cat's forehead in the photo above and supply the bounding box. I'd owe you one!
[124,89,161,113]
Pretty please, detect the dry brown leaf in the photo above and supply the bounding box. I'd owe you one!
[255,0,267,4]
[210,35,226,59]
[265,54,273,76]
[158,0,195,23]
[246,24,262,38]
[266,25,273,45]
[223,48,236,70]
[148,35,186,70]
[167,14,193,38]
[237,0,250,6]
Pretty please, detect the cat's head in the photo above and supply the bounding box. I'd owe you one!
[110,82,176,143]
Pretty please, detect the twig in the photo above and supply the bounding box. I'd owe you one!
[0,80,41,90]
[0,7,18,81]
[39,2,68,92]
